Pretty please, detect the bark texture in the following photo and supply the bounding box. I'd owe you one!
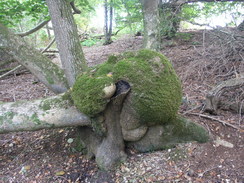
[205,77,244,114]
[0,95,90,134]
[0,24,68,93]
[46,0,87,87]
[104,0,113,45]
[141,0,161,51]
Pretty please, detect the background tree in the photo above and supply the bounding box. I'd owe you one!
[46,0,87,87]
[104,0,114,45]
[141,0,161,51]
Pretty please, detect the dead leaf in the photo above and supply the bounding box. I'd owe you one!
[55,171,65,176]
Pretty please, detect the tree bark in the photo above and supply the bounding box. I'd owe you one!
[46,0,87,87]
[79,81,130,170]
[103,0,113,45]
[0,95,91,134]
[141,0,161,51]
[0,24,69,93]
[205,77,244,114]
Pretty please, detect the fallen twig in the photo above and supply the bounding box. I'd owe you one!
[41,37,56,53]
[0,65,22,79]
[187,112,241,130]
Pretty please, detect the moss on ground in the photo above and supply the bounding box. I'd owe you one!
[171,116,209,143]
[71,49,182,125]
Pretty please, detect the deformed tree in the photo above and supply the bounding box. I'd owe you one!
[0,0,209,170]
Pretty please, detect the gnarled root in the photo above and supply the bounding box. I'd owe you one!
[205,77,244,114]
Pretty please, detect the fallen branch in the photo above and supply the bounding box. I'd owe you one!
[41,37,56,53]
[16,19,50,37]
[188,112,241,130]
[0,65,22,80]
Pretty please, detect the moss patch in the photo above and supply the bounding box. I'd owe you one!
[0,111,15,125]
[39,97,70,111]
[171,116,209,143]
[71,49,182,125]
[72,75,114,116]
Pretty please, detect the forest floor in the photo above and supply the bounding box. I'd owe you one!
[0,29,243,183]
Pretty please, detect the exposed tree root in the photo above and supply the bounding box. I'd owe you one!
[205,77,244,114]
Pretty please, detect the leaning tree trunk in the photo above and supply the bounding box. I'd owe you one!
[141,0,161,51]
[46,0,88,87]
[0,24,69,93]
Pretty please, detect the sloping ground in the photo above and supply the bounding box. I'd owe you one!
[0,31,243,182]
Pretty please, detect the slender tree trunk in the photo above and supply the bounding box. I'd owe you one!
[141,0,161,51]
[104,0,113,45]
[104,0,109,44]
[0,24,69,93]
[46,0,88,87]
[108,3,113,38]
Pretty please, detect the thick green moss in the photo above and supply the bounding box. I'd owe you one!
[72,75,114,116]
[71,49,182,124]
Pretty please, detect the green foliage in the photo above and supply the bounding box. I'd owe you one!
[113,0,143,33]
[181,2,244,26]
[81,38,101,47]
[0,0,48,27]
[160,1,244,38]
[175,32,192,41]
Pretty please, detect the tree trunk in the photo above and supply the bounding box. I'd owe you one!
[0,24,69,93]
[46,0,88,87]
[0,95,90,134]
[160,3,182,39]
[141,0,161,51]
[104,0,113,45]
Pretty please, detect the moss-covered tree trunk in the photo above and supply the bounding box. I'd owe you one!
[141,0,161,51]
[46,0,88,87]
[0,24,68,93]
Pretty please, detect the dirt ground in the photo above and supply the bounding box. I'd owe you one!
[0,30,243,183]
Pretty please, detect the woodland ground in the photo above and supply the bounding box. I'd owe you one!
[0,29,243,183]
